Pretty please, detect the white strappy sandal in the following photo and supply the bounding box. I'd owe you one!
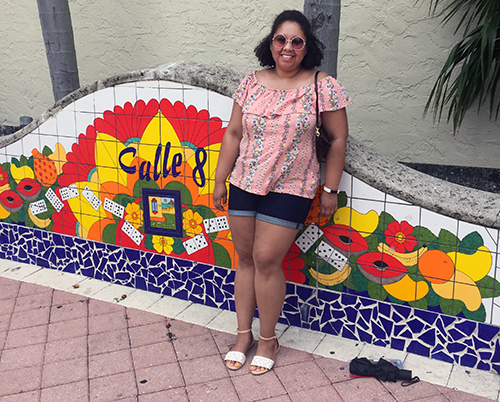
[224,328,254,371]
[250,334,280,375]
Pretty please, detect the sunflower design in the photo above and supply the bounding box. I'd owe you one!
[125,203,143,228]
[152,235,174,254]
[183,209,203,237]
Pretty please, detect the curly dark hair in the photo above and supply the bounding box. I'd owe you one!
[254,10,324,69]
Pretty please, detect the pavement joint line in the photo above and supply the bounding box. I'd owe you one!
[1,259,499,400]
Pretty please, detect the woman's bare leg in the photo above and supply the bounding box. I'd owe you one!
[226,215,257,366]
[250,220,299,373]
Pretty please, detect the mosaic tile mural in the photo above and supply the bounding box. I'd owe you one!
[0,79,499,372]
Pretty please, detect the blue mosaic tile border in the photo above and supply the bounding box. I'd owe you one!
[1,221,499,373]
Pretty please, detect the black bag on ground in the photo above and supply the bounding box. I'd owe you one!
[349,357,414,383]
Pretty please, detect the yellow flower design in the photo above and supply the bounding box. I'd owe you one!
[152,235,174,254]
[125,203,143,228]
[183,209,203,237]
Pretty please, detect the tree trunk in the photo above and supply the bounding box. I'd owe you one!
[304,0,341,78]
[37,0,80,102]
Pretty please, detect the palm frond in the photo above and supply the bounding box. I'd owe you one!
[421,0,500,134]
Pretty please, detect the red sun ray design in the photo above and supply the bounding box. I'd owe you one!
[58,125,98,187]
[160,99,225,148]
[94,99,160,143]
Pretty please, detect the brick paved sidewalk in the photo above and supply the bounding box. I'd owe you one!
[0,272,498,401]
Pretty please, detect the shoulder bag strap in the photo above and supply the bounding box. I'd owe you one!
[314,70,321,137]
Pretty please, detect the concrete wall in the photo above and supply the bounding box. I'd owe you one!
[0,0,499,168]
[339,0,500,169]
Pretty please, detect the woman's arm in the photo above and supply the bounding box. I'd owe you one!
[213,101,243,211]
[319,107,348,217]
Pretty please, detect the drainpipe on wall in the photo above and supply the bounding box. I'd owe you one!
[304,0,341,79]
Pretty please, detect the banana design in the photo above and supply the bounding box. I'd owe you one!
[377,243,428,266]
[28,208,51,228]
[309,263,351,286]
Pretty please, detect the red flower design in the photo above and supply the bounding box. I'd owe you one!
[384,220,417,253]
[0,166,8,187]
[94,99,159,143]
[160,99,225,148]
[281,242,306,283]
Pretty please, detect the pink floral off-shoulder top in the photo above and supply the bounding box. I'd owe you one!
[229,71,351,199]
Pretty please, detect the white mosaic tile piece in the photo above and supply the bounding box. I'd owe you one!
[352,176,385,201]
[73,93,94,114]
[56,110,76,139]
[208,90,233,122]
[93,87,115,116]
[38,116,58,137]
[182,86,209,111]
[383,201,421,229]
[420,207,459,241]
[114,84,137,107]
[159,87,184,105]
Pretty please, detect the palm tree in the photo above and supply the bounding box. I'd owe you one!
[424,0,500,134]
[37,0,80,102]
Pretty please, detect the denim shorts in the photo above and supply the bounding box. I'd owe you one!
[227,184,314,229]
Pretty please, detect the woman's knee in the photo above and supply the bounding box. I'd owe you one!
[237,251,255,269]
[253,251,283,276]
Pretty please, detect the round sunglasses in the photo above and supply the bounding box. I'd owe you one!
[272,34,306,51]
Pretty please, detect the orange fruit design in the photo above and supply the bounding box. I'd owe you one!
[32,148,58,187]
[418,249,455,284]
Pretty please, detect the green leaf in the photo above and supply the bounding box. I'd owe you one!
[349,264,369,292]
[476,275,500,298]
[143,234,155,251]
[113,194,134,208]
[437,229,460,253]
[19,155,29,167]
[337,191,348,208]
[42,146,53,157]
[409,298,428,310]
[459,231,483,254]
[426,285,441,306]
[133,179,160,200]
[440,298,464,316]
[212,242,232,269]
[377,212,395,232]
[172,238,185,255]
[192,205,215,220]
[412,226,438,247]
[463,303,486,322]
[388,294,405,305]
[25,213,34,228]
[367,281,388,301]
[102,224,118,244]
[163,181,193,207]
[365,234,379,252]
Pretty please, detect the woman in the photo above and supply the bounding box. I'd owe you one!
[213,9,351,375]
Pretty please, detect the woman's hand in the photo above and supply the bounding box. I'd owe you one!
[213,182,228,211]
[319,191,338,217]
